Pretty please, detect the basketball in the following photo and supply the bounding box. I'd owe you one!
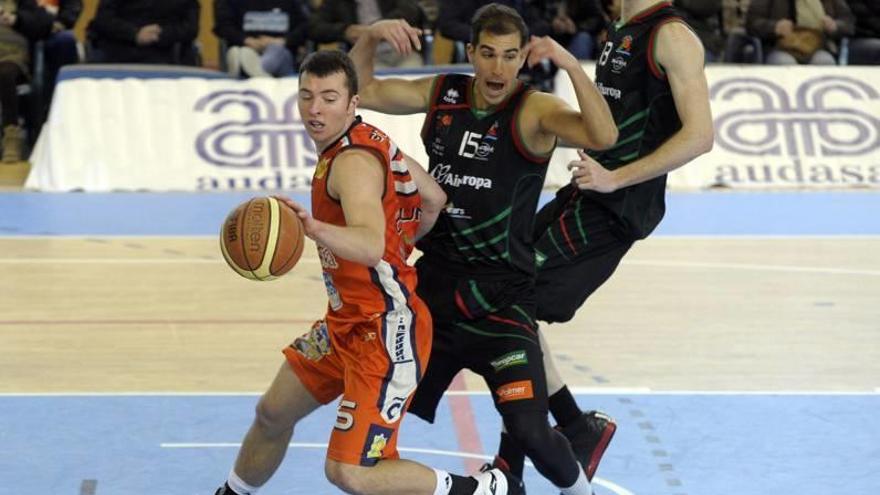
[220,196,305,281]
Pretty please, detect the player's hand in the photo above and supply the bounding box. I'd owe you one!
[775,19,794,37]
[821,15,838,34]
[568,150,619,193]
[369,19,422,55]
[273,196,322,240]
[552,15,577,35]
[524,35,578,71]
[136,24,161,46]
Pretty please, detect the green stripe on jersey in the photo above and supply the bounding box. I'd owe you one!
[452,206,512,237]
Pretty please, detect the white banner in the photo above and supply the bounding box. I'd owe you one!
[553,63,880,189]
[26,70,429,192]
[27,64,880,191]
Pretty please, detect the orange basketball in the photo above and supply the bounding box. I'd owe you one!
[220,196,305,281]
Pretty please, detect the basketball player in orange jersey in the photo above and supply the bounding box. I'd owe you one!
[215,50,524,495]
[350,5,618,495]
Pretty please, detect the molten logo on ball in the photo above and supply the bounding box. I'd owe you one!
[220,197,305,281]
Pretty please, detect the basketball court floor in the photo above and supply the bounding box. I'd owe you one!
[1,191,879,495]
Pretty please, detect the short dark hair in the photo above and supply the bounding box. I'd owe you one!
[470,3,529,48]
[298,50,358,97]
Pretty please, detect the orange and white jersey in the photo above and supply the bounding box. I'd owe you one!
[311,116,423,323]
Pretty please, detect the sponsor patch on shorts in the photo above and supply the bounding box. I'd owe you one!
[495,380,534,403]
[490,350,528,372]
[360,424,395,466]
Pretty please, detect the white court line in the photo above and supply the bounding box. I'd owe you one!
[160,442,634,495]
[1,257,876,276]
[624,259,880,276]
[2,389,878,397]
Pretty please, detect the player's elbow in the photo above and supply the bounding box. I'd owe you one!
[695,127,714,155]
[594,126,619,151]
[422,189,447,216]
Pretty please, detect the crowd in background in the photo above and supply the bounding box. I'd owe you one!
[1,0,879,163]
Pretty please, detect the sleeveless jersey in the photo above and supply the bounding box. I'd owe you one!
[587,1,686,239]
[419,74,551,277]
[311,117,422,322]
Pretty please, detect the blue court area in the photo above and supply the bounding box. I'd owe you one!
[2,190,879,494]
[2,392,878,495]
[2,191,880,236]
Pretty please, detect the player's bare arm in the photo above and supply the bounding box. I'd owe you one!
[349,19,434,114]
[520,35,618,154]
[284,149,387,266]
[571,22,714,193]
[403,153,446,240]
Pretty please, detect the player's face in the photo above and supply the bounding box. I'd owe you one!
[298,71,359,148]
[467,31,526,108]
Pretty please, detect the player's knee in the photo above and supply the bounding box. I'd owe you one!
[324,460,371,494]
[503,411,553,450]
[253,396,296,435]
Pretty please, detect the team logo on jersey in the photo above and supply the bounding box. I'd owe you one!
[431,163,494,190]
[597,82,622,101]
[616,35,633,56]
[435,113,454,136]
[443,88,460,104]
[369,129,387,142]
[314,157,329,179]
[611,56,628,73]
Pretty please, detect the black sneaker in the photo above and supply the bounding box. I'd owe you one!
[558,411,617,481]
[215,483,250,495]
[474,461,526,495]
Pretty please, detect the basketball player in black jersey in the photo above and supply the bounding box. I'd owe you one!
[492,0,716,483]
[350,4,618,495]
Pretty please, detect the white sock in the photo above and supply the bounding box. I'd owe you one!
[432,468,454,495]
[558,468,592,495]
[227,469,260,495]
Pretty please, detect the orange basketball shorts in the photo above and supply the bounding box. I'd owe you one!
[283,298,432,466]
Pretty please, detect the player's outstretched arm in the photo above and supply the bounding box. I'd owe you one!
[285,149,387,266]
[570,22,714,193]
[402,152,446,240]
[349,19,434,114]
[524,35,618,151]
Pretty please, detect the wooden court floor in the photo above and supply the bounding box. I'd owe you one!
[2,235,878,395]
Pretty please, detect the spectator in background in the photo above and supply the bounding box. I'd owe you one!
[37,0,81,110]
[547,0,605,60]
[215,0,311,78]
[87,0,200,65]
[676,0,724,62]
[438,0,550,48]
[847,0,880,65]
[308,0,424,68]
[0,0,53,163]
[596,0,619,42]
[747,0,854,65]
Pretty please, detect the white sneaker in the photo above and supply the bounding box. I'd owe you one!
[473,463,525,495]
[225,46,241,77]
[239,46,269,78]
